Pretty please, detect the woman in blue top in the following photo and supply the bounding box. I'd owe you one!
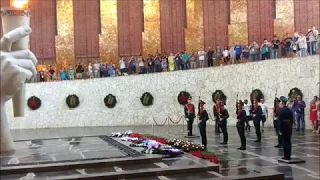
[60,67,67,80]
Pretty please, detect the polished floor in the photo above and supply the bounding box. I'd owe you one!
[3,125,320,179]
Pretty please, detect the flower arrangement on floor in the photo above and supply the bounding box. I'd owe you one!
[167,139,205,152]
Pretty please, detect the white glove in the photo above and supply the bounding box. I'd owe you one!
[0,26,37,102]
[185,118,189,121]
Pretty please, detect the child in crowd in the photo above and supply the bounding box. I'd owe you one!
[222,46,229,64]
[51,72,57,81]
[162,56,168,72]
[68,65,74,80]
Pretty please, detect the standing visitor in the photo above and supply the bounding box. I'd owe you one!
[198,47,206,68]
[273,98,282,148]
[296,32,307,57]
[242,45,250,62]
[252,99,263,142]
[93,60,100,78]
[283,33,292,57]
[183,51,190,69]
[236,100,247,150]
[261,39,271,60]
[310,96,318,133]
[189,51,197,69]
[129,56,136,74]
[87,62,93,78]
[39,68,45,82]
[48,66,55,80]
[206,47,214,67]
[198,99,209,149]
[272,36,280,59]
[75,63,83,79]
[161,54,168,72]
[184,97,195,136]
[168,53,175,71]
[154,55,161,72]
[309,26,319,55]
[174,53,182,70]
[222,46,229,64]
[278,96,294,160]
[138,56,145,74]
[249,41,260,61]
[215,46,222,66]
[60,67,67,81]
[119,57,126,76]
[147,55,154,73]
[229,44,236,64]
[259,98,268,133]
[234,42,242,64]
[293,95,306,132]
[68,64,74,80]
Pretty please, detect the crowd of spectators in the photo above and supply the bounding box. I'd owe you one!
[36,26,319,82]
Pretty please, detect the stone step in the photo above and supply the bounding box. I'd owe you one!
[0,155,163,175]
[52,165,218,180]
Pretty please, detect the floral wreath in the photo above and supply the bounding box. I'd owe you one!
[27,96,41,110]
[212,90,227,104]
[250,89,264,102]
[140,92,153,106]
[104,94,117,108]
[288,87,303,99]
[66,94,80,109]
[177,91,191,105]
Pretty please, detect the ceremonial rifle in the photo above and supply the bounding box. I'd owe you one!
[250,87,254,115]
[236,93,239,115]
[273,88,278,117]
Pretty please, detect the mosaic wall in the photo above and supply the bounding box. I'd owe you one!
[24,0,308,68]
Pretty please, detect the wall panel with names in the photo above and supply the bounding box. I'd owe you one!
[160,0,186,54]
[203,0,229,49]
[294,0,320,33]
[73,0,100,59]
[247,0,274,44]
[29,0,56,61]
[117,0,143,56]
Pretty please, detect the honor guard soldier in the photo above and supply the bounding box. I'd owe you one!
[218,101,229,144]
[273,97,282,148]
[278,96,294,160]
[213,99,223,133]
[184,97,195,136]
[236,101,247,150]
[198,100,209,149]
[252,99,263,142]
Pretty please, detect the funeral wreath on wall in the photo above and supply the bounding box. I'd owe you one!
[212,90,227,104]
[104,94,117,108]
[140,92,153,106]
[66,94,80,109]
[250,89,264,102]
[178,91,191,105]
[27,96,41,110]
[288,87,303,99]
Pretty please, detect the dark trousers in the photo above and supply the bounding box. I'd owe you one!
[130,66,136,74]
[187,118,194,136]
[215,119,221,133]
[155,64,161,72]
[274,120,282,146]
[236,123,246,148]
[208,59,213,67]
[199,123,207,147]
[148,65,154,73]
[261,52,270,60]
[220,120,228,143]
[282,134,292,159]
[253,119,261,140]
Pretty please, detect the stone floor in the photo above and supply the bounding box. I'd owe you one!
[2,125,320,179]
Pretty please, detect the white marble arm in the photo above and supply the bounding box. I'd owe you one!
[0,26,37,153]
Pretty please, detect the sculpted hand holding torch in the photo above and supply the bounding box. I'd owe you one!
[1,0,30,117]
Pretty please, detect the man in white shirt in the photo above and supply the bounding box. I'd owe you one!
[243,99,252,131]
[198,47,206,68]
[258,98,268,133]
[87,62,93,78]
[310,26,319,55]
[93,60,100,78]
[119,57,126,76]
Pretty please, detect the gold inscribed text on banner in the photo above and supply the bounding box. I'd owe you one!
[229,0,248,46]
[99,0,118,64]
[55,0,75,69]
[142,0,161,56]
[274,0,294,38]
[185,0,204,52]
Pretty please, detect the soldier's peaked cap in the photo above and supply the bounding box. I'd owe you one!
[279,96,288,103]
